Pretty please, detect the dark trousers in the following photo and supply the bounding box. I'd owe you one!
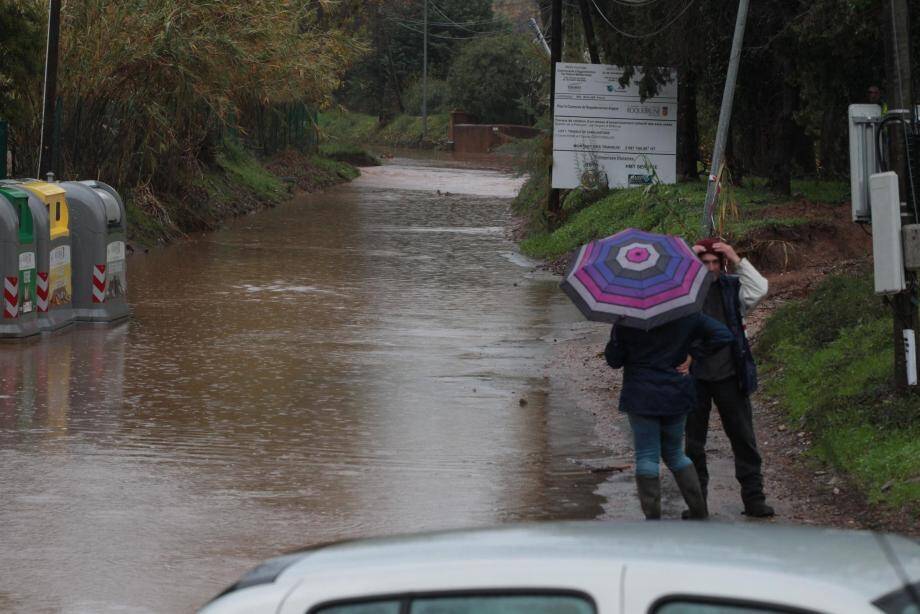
[685,377,765,505]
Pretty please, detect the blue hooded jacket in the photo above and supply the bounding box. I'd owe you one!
[605,313,734,416]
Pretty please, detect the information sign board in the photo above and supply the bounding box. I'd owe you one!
[552,62,678,189]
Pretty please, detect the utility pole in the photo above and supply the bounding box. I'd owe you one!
[577,0,600,64]
[700,0,749,236]
[884,0,917,390]
[548,0,562,222]
[38,0,62,179]
[527,17,551,56]
[422,0,428,140]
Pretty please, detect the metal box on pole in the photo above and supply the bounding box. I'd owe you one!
[848,104,882,223]
[902,224,920,270]
[870,171,906,294]
[59,180,128,322]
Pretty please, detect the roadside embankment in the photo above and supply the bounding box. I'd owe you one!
[757,266,920,522]
[318,110,451,150]
[515,177,851,265]
[125,140,361,248]
[517,176,919,531]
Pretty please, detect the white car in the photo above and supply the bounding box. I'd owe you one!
[201,521,920,614]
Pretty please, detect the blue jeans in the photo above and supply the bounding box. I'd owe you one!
[628,413,693,477]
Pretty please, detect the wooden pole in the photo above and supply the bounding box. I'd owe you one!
[422,0,428,140]
[38,0,61,179]
[577,0,600,64]
[884,0,917,390]
[547,0,562,224]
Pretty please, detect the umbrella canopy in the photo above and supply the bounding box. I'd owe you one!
[560,228,712,330]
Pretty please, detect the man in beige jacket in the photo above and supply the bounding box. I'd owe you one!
[686,239,774,518]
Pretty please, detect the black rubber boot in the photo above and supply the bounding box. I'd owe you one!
[681,482,708,520]
[674,465,708,520]
[743,499,775,518]
[635,475,661,520]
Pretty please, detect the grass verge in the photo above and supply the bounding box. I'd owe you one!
[319,143,381,167]
[758,268,920,513]
[517,178,848,260]
[125,140,358,246]
[318,109,451,149]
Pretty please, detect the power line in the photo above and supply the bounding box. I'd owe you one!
[388,18,507,40]
[606,0,663,6]
[589,0,695,39]
[385,0,509,38]
[393,13,509,27]
[428,0,508,33]
[392,15,508,30]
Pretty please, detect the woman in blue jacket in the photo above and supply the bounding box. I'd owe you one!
[605,312,733,520]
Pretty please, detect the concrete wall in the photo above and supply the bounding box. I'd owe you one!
[448,111,477,142]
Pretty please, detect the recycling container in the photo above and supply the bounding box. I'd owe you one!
[21,180,76,330]
[0,186,40,338]
[60,180,129,322]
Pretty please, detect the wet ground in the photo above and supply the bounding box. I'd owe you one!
[0,155,611,613]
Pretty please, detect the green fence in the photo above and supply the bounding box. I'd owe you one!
[234,102,318,156]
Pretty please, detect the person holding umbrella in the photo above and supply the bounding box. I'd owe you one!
[605,310,733,519]
[560,229,734,520]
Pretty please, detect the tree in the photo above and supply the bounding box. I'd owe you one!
[585,0,920,192]
[0,0,45,170]
[589,1,731,182]
[336,0,504,119]
[8,0,365,188]
[447,34,546,124]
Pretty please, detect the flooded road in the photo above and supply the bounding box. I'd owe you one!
[0,155,608,613]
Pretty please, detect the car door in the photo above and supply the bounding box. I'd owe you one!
[622,562,879,614]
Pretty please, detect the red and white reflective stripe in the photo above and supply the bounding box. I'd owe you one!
[3,276,18,319]
[92,264,106,303]
[36,272,49,312]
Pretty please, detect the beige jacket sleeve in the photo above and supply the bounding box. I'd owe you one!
[735,258,768,316]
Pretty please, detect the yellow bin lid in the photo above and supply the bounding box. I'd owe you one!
[22,181,69,239]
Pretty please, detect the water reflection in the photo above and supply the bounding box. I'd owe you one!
[0,155,605,613]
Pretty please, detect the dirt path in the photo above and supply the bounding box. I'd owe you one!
[550,295,917,533]
[537,204,918,534]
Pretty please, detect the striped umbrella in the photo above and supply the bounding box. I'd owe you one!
[560,228,712,330]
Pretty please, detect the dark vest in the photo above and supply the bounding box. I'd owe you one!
[719,274,759,394]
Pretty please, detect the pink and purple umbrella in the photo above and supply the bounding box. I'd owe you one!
[560,228,711,330]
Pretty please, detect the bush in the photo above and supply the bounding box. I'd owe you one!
[447,35,546,125]
[318,144,381,167]
[403,78,452,116]
[511,132,552,232]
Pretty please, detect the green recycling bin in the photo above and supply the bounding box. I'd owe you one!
[0,186,40,338]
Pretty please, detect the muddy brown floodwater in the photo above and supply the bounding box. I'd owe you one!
[0,154,612,613]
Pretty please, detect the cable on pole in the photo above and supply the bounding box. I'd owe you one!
[589,0,696,39]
